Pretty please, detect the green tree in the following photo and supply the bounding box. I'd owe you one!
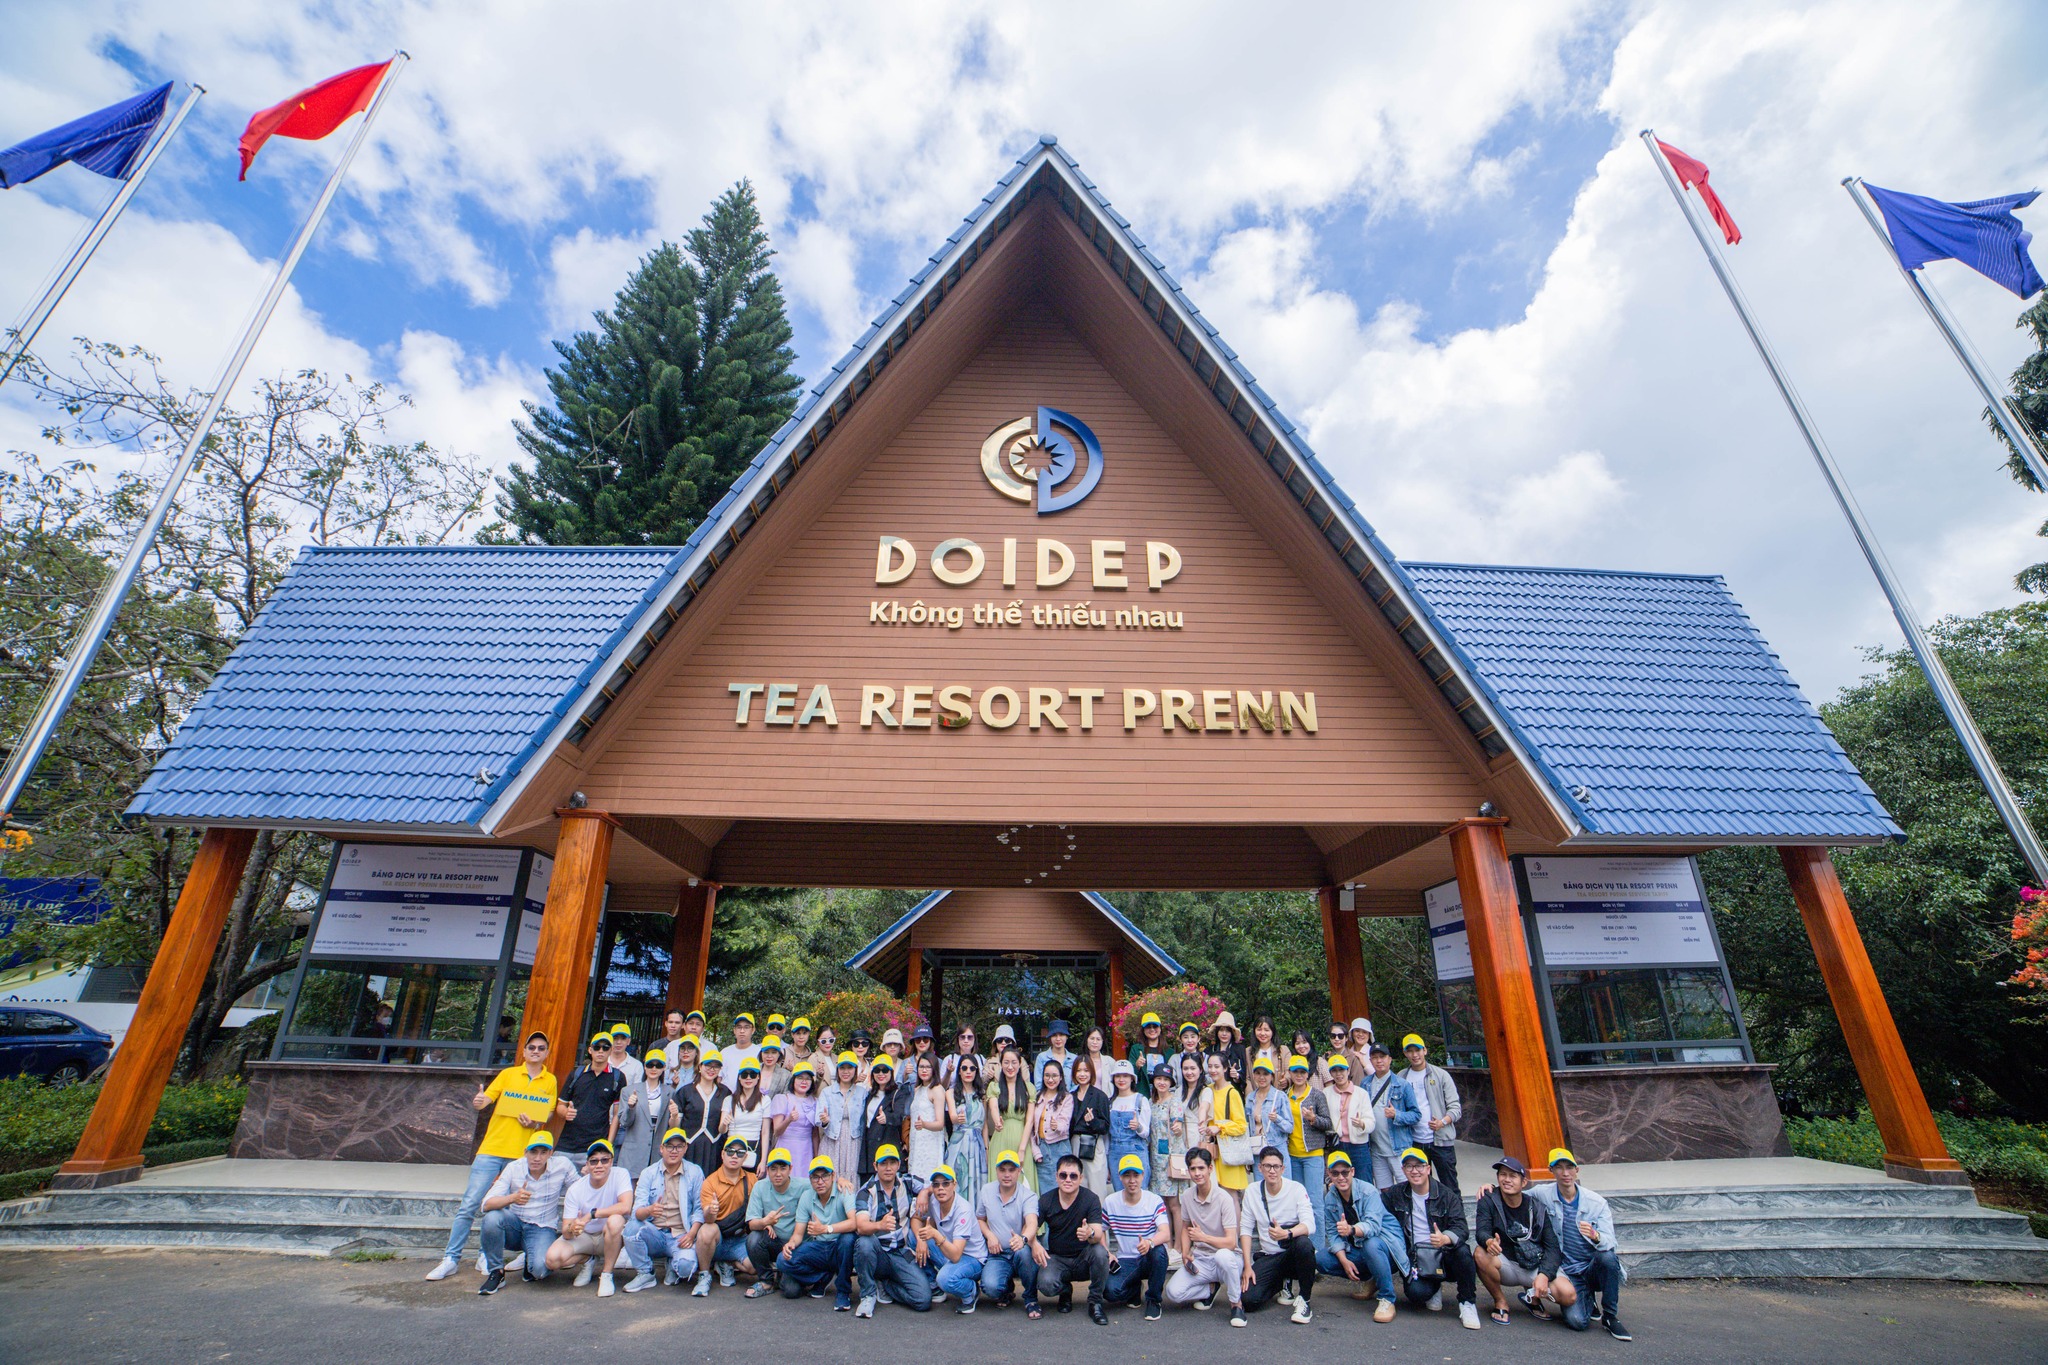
[1991,295,2048,590]
[496,181,802,546]
[1700,602,2048,1119]
[1,341,488,1073]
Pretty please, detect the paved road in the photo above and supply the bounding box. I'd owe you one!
[1,1250,2043,1364]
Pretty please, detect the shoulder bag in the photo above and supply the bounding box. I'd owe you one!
[1216,1089,1255,1168]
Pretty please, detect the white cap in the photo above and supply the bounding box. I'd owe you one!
[882,1028,904,1047]
[993,1024,1016,1042]
[1349,1017,1372,1034]
[1110,1058,1134,1077]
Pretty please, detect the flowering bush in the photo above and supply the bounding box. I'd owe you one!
[807,989,928,1046]
[2013,887,2048,996]
[1112,981,1226,1042]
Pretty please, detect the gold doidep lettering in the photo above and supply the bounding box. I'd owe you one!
[729,682,1317,735]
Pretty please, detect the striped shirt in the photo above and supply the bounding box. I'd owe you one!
[1101,1188,1167,1255]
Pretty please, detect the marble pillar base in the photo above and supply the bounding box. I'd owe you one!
[232,1061,492,1164]
[1447,1063,1789,1164]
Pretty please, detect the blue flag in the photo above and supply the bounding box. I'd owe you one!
[1863,182,2043,299]
[0,82,173,189]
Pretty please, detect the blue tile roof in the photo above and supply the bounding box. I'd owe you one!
[126,545,679,828]
[1400,563,1901,843]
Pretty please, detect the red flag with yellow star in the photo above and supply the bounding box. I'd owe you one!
[238,61,392,180]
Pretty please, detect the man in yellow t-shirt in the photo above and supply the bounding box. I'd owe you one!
[427,1030,568,1282]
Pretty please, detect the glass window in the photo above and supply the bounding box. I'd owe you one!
[21,1011,79,1036]
[1435,979,1487,1069]
[280,960,497,1065]
[1549,967,1744,1065]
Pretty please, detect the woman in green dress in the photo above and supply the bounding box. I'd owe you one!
[986,1044,1036,1192]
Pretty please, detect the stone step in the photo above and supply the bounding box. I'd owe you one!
[7,1187,462,1224]
[1599,1183,1981,1215]
[1622,1236,2048,1283]
[1615,1207,2035,1245]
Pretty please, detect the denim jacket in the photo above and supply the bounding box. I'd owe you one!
[1363,1071,1421,1154]
[1322,1182,1411,1276]
[1245,1085,1294,1150]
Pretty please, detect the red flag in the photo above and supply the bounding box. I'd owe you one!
[238,61,392,180]
[1656,140,1741,245]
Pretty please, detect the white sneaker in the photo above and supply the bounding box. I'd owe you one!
[1459,1301,1481,1330]
[717,1263,737,1288]
[505,1253,525,1274]
[597,1272,615,1298]
[475,1252,490,1276]
[1277,1281,1294,1305]
[424,1257,459,1281]
[931,1290,947,1304]
[692,1272,711,1297]
[855,1295,876,1319]
[574,1260,595,1288]
[1427,1289,1444,1311]
[624,1272,657,1293]
[1291,1298,1314,1324]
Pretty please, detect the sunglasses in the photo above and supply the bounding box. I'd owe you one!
[1057,1172,1079,1181]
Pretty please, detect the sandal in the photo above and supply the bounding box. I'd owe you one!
[1026,1303,1043,1320]
[1518,1290,1553,1321]
[1490,1307,1513,1324]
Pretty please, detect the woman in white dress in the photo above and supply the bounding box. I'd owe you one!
[906,1051,948,1181]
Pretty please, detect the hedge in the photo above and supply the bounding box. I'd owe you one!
[0,1136,233,1203]
[0,1077,246,1173]
[1786,1110,2048,1221]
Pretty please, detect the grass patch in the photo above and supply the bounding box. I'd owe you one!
[339,1250,399,1262]
[1787,1111,2048,1226]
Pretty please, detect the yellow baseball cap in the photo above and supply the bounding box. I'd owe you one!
[1251,1056,1275,1073]
[1326,1053,1351,1070]
[525,1133,555,1151]
[681,1034,702,1050]
[1140,1012,1162,1027]
[791,1017,812,1031]
[586,1139,615,1156]
[660,1127,687,1145]
[1326,1149,1354,1168]
[1287,1055,1310,1072]
[1548,1147,1579,1168]
[836,1051,859,1068]
[644,1047,668,1064]
[759,1035,784,1052]
[588,1032,613,1048]
[1117,1153,1145,1174]
[809,1154,835,1175]
[766,1147,794,1167]
[685,1009,706,1022]
[766,1013,787,1028]
[1402,1033,1426,1050]
[930,1163,957,1182]
[1179,1021,1200,1035]
[722,1133,750,1150]
[1400,1146,1430,1165]
[735,1012,756,1025]
[993,1150,1023,1168]
[609,1023,631,1038]
[874,1143,901,1163]
[791,1060,816,1075]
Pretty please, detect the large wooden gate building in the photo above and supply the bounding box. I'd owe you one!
[60,138,1960,1188]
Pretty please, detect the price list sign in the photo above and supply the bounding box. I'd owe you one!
[1523,856,1718,968]
[312,844,525,962]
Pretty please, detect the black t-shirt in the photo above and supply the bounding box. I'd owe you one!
[1037,1185,1104,1260]
[559,1064,625,1150]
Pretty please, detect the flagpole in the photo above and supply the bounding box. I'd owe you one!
[0,54,408,825]
[0,84,205,393]
[1641,130,2048,886]
[1841,176,2048,491]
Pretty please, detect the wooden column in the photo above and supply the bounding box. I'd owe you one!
[1318,886,1348,1024]
[1107,945,1127,1059]
[58,826,257,1188]
[929,965,945,1042]
[1318,887,1372,1026]
[1445,817,1565,1175]
[665,881,718,1013]
[1779,845,1965,1183]
[905,941,923,1013]
[519,810,615,1083]
[1341,904,1374,1022]
[1093,964,1110,1041]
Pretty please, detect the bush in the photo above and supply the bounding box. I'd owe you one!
[0,1136,232,1202]
[1111,981,1226,1042]
[1786,1110,2048,1213]
[0,1076,246,1172]
[807,990,927,1048]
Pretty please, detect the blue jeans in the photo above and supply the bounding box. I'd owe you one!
[777,1233,854,1296]
[1562,1248,1624,1329]
[1287,1153,1327,1250]
[1319,1237,1398,1301]
[853,1237,933,1309]
[713,1233,750,1266]
[444,1153,514,1260]
[479,1209,556,1275]
[933,1253,984,1305]
[979,1248,1040,1307]
[625,1221,698,1278]
[1105,1244,1168,1308]
[1035,1139,1071,1192]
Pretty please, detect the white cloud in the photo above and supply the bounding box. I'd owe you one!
[542,227,657,336]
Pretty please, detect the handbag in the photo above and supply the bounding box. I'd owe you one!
[1076,1133,1098,1161]
[1216,1090,1254,1168]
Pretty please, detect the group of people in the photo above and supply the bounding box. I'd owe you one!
[421,1007,1630,1340]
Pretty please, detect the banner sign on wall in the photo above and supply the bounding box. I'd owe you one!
[513,852,552,968]
[1522,856,1719,968]
[1423,879,1473,982]
[313,844,525,962]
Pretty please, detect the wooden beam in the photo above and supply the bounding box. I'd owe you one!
[1107,945,1126,1059]
[1446,817,1564,1176]
[1318,885,1348,1026]
[929,964,945,1044]
[519,810,615,1083]
[614,815,714,878]
[905,940,923,1013]
[57,827,256,1188]
[1779,845,1965,1183]
[1338,903,1373,1024]
[1325,825,1442,884]
[1093,966,1110,1044]
[666,881,717,1014]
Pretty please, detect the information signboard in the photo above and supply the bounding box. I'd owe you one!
[513,853,552,968]
[1423,878,1473,982]
[312,844,524,962]
[1522,856,1718,968]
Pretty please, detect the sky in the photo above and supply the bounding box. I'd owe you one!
[1,1,2044,701]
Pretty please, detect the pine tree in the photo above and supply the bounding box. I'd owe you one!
[1991,296,2048,591]
[496,181,802,545]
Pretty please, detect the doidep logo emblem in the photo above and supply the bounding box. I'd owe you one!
[980,407,1103,514]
